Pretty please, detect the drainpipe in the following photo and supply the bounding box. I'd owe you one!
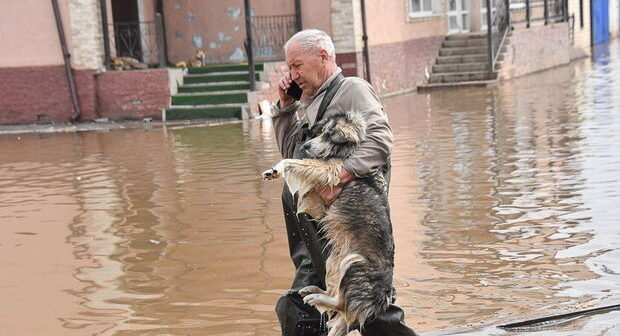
[99,0,111,70]
[244,0,256,91]
[360,0,371,83]
[294,0,302,31]
[51,0,81,121]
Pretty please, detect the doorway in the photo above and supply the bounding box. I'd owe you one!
[111,0,143,60]
[448,0,471,34]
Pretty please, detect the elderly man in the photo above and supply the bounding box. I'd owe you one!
[270,29,417,336]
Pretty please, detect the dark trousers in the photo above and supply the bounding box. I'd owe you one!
[276,184,418,336]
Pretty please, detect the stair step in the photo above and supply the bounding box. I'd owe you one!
[439,46,488,56]
[445,32,488,40]
[433,62,492,72]
[188,63,264,74]
[443,39,488,48]
[417,79,498,91]
[171,92,248,106]
[165,104,245,120]
[184,72,260,84]
[429,71,497,83]
[436,54,490,64]
[178,82,250,93]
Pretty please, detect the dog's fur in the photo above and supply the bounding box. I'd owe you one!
[190,50,206,67]
[262,112,395,336]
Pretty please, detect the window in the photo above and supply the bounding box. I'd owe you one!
[409,0,437,18]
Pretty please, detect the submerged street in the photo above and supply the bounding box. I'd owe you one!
[1,39,619,335]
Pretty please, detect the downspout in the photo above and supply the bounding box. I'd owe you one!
[99,0,111,70]
[360,0,371,83]
[244,0,256,91]
[51,0,81,121]
[294,0,302,31]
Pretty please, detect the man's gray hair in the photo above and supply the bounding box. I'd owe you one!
[284,29,336,59]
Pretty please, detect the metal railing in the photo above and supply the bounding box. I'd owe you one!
[486,0,512,72]
[107,16,165,68]
[250,14,298,61]
[510,0,569,27]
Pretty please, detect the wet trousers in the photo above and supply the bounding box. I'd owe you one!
[275,184,419,336]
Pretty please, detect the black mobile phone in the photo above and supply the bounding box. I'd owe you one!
[285,81,303,101]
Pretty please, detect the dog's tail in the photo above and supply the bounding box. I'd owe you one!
[339,255,391,329]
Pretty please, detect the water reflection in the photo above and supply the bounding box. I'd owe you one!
[0,40,619,335]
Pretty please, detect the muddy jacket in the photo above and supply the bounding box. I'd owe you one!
[271,68,393,177]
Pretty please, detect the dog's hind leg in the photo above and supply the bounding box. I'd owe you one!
[299,285,326,297]
[326,315,348,336]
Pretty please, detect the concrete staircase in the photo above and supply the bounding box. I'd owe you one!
[165,63,262,120]
[418,32,507,90]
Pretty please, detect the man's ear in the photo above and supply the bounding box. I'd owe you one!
[319,48,329,63]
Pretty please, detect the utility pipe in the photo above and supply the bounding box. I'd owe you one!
[243,0,255,91]
[51,0,81,121]
[360,0,371,83]
[99,0,111,69]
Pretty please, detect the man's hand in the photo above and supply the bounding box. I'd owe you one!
[278,73,295,109]
[316,167,356,205]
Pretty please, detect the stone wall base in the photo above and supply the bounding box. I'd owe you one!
[369,36,444,96]
[500,23,571,80]
[0,66,171,125]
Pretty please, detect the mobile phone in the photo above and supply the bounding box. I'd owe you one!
[285,81,303,101]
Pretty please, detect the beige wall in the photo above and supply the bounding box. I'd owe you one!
[0,0,71,68]
[366,0,447,47]
[569,0,592,56]
[301,0,332,34]
[163,0,296,64]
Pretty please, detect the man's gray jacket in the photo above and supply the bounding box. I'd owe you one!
[271,68,393,177]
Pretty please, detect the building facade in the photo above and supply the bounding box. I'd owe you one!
[1,0,618,125]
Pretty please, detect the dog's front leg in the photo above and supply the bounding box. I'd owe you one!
[262,159,294,180]
[303,293,341,312]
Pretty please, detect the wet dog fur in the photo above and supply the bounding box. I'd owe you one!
[262,112,394,336]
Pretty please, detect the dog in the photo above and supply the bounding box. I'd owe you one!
[190,50,206,67]
[262,112,395,336]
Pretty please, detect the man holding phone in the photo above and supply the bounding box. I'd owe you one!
[269,29,417,336]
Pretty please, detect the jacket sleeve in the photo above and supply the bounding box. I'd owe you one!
[337,79,393,177]
[272,100,302,159]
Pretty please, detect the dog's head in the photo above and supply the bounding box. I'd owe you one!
[195,50,206,60]
[302,112,366,159]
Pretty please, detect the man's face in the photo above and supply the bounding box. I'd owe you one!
[285,41,330,97]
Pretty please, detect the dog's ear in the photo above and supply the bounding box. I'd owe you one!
[328,113,366,144]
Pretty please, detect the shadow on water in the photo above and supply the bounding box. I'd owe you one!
[0,39,619,335]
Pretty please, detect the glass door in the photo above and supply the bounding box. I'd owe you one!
[481,0,497,31]
[448,0,471,34]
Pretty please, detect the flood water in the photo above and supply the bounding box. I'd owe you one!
[1,40,619,336]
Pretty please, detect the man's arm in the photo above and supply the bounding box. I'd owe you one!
[272,100,301,159]
[338,78,393,177]
[316,78,393,204]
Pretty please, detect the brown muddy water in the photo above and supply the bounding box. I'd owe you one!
[1,41,620,336]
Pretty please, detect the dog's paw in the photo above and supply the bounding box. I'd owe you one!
[261,168,280,180]
[299,285,324,297]
[302,293,322,307]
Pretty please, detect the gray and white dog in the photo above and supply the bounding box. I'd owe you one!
[262,112,395,336]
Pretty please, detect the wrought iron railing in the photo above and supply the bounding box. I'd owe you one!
[486,0,511,72]
[108,18,165,67]
[510,0,569,27]
[250,14,298,61]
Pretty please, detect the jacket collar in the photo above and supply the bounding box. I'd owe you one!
[306,67,343,126]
